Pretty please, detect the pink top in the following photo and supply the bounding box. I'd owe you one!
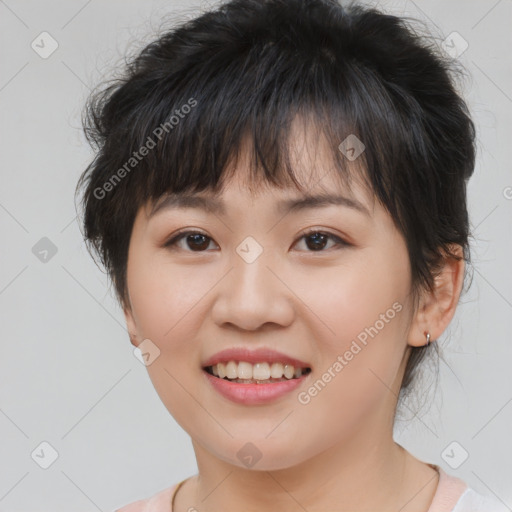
[115,464,507,512]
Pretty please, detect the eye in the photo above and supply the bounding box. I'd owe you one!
[163,230,218,252]
[293,228,350,252]
[163,228,350,253]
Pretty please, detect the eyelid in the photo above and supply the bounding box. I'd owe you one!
[297,226,349,242]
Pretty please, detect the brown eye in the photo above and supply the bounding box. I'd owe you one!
[294,230,349,252]
[164,231,216,251]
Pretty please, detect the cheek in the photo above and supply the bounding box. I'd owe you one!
[125,257,207,433]
[300,242,411,407]
[127,253,214,343]
[295,266,409,447]
[303,251,410,350]
[126,252,220,418]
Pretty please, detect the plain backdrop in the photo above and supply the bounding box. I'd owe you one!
[0,0,511,510]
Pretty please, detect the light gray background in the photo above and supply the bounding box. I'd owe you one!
[0,0,511,510]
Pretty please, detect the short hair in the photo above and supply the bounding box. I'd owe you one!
[75,0,476,397]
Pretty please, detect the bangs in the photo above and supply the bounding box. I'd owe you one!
[83,30,411,218]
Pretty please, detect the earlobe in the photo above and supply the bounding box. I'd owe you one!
[123,304,139,348]
[128,331,139,348]
[408,245,465,348]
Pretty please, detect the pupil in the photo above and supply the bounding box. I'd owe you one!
[307,233,327,251]
[188,234,208,251]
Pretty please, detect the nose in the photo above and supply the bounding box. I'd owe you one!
[211,248,295,332]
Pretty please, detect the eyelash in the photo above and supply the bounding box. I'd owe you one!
[163,228,350,253]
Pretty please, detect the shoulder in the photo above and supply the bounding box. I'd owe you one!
[453,488,510,512]
[113,483,179,512]
[427,464,508,512]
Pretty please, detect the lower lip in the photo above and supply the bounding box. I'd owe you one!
[203,369,310,405]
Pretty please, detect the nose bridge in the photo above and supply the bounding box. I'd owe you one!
[211,237,294,330]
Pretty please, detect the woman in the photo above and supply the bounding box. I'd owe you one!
[76,0,507,510]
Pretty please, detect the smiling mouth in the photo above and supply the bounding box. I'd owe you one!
[203,361,312,384]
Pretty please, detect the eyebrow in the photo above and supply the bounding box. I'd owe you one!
[149,192,371,218]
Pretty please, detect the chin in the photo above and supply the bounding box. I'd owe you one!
[207,437,312,472]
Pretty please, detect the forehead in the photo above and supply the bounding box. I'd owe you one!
[145,121,375,218]
[146,165,375,223]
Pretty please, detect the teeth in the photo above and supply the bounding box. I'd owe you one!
[238,361,253,379]
[253,362,270,380]
[283,364,295,379]
[208,361,308,380]
[225,361,238,379]
[270,362,284,378]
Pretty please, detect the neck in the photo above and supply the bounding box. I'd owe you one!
[177,427,417,512]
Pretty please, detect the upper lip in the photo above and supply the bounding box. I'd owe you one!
[202,347,311,369]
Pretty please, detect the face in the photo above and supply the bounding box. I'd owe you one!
[123,132,417,471]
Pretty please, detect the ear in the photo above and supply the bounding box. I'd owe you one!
[408,245,465,347]
[123,300,140,348]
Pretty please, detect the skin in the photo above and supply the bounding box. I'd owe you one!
[123,127,465,512]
